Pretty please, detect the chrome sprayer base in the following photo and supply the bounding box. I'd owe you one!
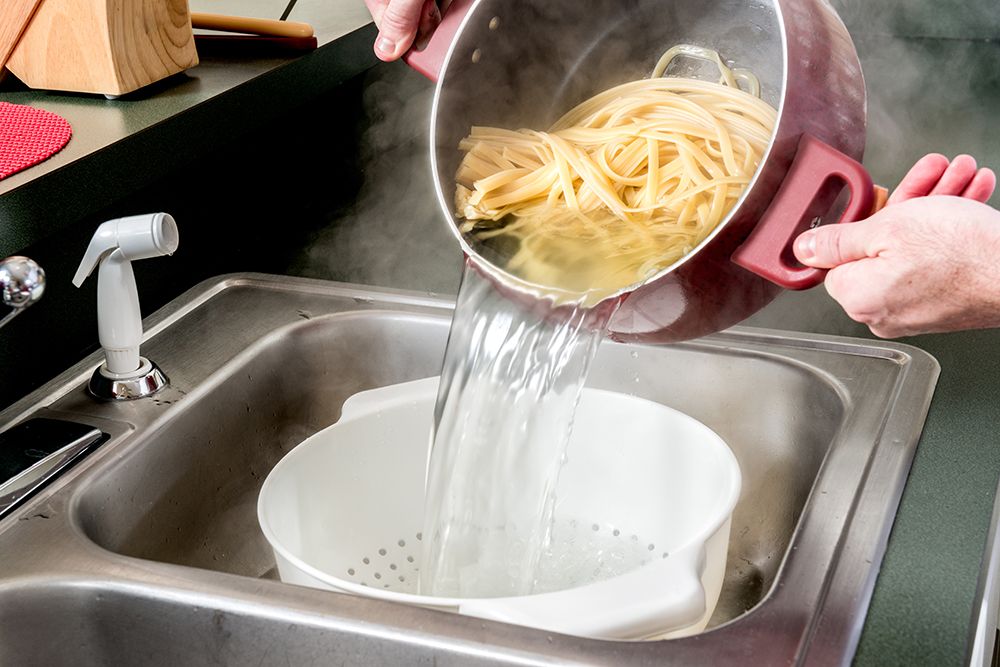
[88,357,168,400]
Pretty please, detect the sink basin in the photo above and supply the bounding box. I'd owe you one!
[0,274,938,665]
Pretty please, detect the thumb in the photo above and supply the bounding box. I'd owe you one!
[373,0,426,60]
[793,220,879,269]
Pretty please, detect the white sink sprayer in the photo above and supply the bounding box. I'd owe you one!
[73,213,179,399]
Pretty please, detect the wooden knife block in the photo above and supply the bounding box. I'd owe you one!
[6,0,198,97]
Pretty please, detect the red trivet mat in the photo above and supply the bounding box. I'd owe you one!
[0,101,72,180]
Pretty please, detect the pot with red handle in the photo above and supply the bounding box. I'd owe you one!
[404,0,875,342]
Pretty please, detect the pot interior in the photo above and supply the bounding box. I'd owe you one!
[431,0,786,298]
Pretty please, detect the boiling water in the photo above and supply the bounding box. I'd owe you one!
[419,264,620,598]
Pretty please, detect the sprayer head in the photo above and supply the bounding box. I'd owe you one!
[72,213,179,288]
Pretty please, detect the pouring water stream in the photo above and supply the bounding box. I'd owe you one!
[420,263,619,597]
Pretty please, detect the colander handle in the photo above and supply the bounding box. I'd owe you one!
[403,0,475,82]
[457,545,706,639]
[339,377,440,419]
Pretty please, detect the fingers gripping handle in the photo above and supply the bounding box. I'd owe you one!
[732,134,875,290]
[403,0,475,82]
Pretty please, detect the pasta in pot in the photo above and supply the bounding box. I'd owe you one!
[454,47,778,304]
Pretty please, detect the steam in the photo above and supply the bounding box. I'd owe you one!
[291,62,464,294]
[858,33,999,206]
[824,0,998,206]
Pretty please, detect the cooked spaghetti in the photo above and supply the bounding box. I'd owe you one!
[454,47,777,303]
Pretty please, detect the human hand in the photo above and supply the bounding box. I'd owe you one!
[793,155,999,338]
[884,153,995,205]
[365,0,441,61]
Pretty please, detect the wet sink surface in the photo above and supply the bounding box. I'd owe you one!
[0,274,938,665]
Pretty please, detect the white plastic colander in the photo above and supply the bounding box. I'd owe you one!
[257,377,741,640]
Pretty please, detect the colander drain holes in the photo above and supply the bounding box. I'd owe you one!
[343,532,424,593]
[342,526,665,594]
[529,519,667,594]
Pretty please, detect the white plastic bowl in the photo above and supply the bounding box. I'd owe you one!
[258,377,741,640]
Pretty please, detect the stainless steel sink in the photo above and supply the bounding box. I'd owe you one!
[0,274,938,665]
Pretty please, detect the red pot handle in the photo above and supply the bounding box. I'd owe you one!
[402,0,475,82]
[731,133,875,290]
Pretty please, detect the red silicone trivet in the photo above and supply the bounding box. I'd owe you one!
[0,101,72,180]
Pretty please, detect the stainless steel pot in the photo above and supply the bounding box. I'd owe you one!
[406,0,875,342]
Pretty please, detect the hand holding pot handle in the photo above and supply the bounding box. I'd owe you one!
[365,0,442,61]
[732,134,876,290]
[365,0,476,79]
[401,0,474,81]
[791,156,998,338]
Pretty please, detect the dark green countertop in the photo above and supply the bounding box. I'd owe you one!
[858,330,1000,665]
